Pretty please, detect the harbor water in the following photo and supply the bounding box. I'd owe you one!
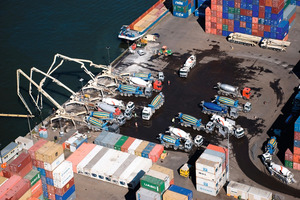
[0,0,157,147]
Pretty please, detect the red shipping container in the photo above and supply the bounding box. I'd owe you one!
[272,2,284,14]
[272,0,283,7]
[293,162,300,170]
[211,17,217,23]
[289,13,296,24]
[259,0,266,6]
[285,148,293,161]
[258,24,264,32]
[252,17,258,24]
[252,23,258,30]
[205,27,211,33]
[207,144,228,165]
[240,21,246,28]
[240,9,247,16]
[246,10,252,17]
[66,143,96,173]
[294,147,300,155]
[2,168,13,178]
[54,177,75,196]
[32,159,38,167]
[211,22,217,29]
[252,29,258,36]
[222,18,227,25]
[170,178,174,185]
[211,0,217,5]
[295,132,300,141]
[206,22,212,28]
[211,10,217,17]
[265,0,272,6]
[228,25,234,32]
[259,11,265,18]
[217,23,222,30]
[217,11,222,18]
[217,29,222,35]
[47,185,55,194]
[36,160,44,169]
[206,7,211,15]
[211,4,217,11]
[217,0,222,4]
[293,154,300,163]
[3,178,30,200]
[48,192,56,200]
[17,162,33,177]
[31,184,43,198]
[28,139,48,160]
[149,144,164,163]
[211,28,217,35]
[31,179,42,194]
[235,0,241,2]
[257,31,264,37]
[228,19,234,26]
[0,175,22,198]
[9,152,31,174]
[259,6,265,13]
[121,137,135,152]
[46,170,53,179]
[217,5,222,12]
[217,17,222,24]
[264,25,271,32]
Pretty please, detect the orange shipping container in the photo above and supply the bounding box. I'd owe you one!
[217,17,222,24]
[149,144,164,163]
[293,162,300,170]
[294,146,300,155]
[28,139,48,160]
[252,29,258,36]
[66,143,96,173]
[240,21,246,28]
[252,17,258,24]
[31,185,43,198]
[285,148,293,161]
[217,23,222,30]
[283,34,288,41]
[205,27,211,33]
[217,5,222,12]
[252,23,258,30]
[121,137,135,152]
[211,17,217,23]
[217,11,222,18]
[211,28,217,35]
[211,4,217,11]
[228,25,234,32]
[205,7,211,15]
[265,0,272,6]
[212,0,217,5]
[0,175,22,198]
[206,22,211,28]
[31,179,42,194]
[293,154,300,163]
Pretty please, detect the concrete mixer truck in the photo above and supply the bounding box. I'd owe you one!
[142,92,164,120]
[177,113,206,131]
[200,101,239,119]
[214,82,251,99]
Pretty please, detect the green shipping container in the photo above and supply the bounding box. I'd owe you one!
[222,25,228,31]
[24,169,41,186]
[114,136,129,151]
[285,160,293,168]
[235,8,240,14]
[228,7,235,14]
[140,175,165,194]
[284,0,291,10]
[173,5,188,13]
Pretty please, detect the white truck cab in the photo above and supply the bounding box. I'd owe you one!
[142,107,153,120]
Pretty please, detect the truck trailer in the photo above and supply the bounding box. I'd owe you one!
[227,32,261,46]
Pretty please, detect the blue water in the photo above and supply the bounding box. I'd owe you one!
[0,0,157,147]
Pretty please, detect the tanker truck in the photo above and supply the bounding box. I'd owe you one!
[201,101,239,119]
[142,92,164,120]
[117,84,152,98]
[177,113,206,131]
[260,38,291,52]
[214,96,252,113]
[214,82,251,99]
[129,77,162,92]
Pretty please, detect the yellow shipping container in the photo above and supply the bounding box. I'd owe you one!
[149,8,160,16]
[0,176,8,187]
[35,141,55,161]
[43,143,63,163]
[151,164,174,180]
[134,141,149,156]
[163,190,188,200]
[19,189,32,200]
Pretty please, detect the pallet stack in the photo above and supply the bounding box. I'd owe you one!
[173,0,196,18]
[293,116,300,170]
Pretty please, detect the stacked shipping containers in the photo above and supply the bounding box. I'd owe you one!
[284,148,293,168]
[195,0,211,17]
[204,0,296,40]
[94,131,164,163]
[173,0,196,18]
[293,116,300,170]
[195,144,228,196]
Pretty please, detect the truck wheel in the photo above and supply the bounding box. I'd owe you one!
[165,144,169,148]
[193,126,196,130]
[174,146,178,150]
[120,93,123,96]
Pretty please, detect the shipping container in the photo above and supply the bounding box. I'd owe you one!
[65,132,87,150]
[195,169,222,182]
[142,143,156,158]
[149,144,164,163]
[196,183,220,196]
[121,137,135,152]
[44,153,65,171]
[293,154,300,163]
[168,184,193,200]
[15,136,33,150]
[83,147,109,176]
[284,160,293,168]
[196,157,222,175]
[111,154,136,184]
[294,146,300,155]
[285,148,293,161]
[140,175,165,194]
[150,164,174,181]
[76,145,103,174]
[100,132,122,149]
[227,181,250,199]
[2,178,31,200]
[163,190,188,200]
[196,176,224,190]
[31,179,42,195]
[19,188,32,200]
[295,140,300,148]
[206,144,228,164]
[94,131,109,145]
[104,152,130,182]
[293,162,300,170]
[43,143,64,164]
[66,142,95,173]
[146,169,170,190]
[70,137,88,153]
[55,185,75,200]
[204,149,226,164]
[24,169,41,186]
[47,184,55,194]
[0,142,20,164]
[54,177,75,196]
[0,176,8,188]
[248,186,272,200]
[136,187,162,200]
[135,141,150,156]
[114,136,129,151]
[9,152,31,174]
[295,132,300,141]
[53,160,73,188]
[295,116,300,132]
[35,141,55,161]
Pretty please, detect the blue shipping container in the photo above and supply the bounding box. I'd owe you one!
[228,13,234,19]
[228,1,234,7]
[41,175,46,185]
[168,185,193,200]
[246,16,252,23]
[173,11,189,18]
[297,1,300,6]
[223,6,229,13]
[270,32,277,39]
[277,20,289,33]
[43,191,48,199]
[271,26,277,33]
[258,18,264,24]
[223,1,229,6]
[234,14,240,20]
[247,0,252,4]
[253,11,259,17]
[37,168,46,176]
[241,2,247,9]
[294,140,300,148]
[94,131,109,145]
[245,28,252,34]
[46,177,54,186]
[222,30,228,36]
[223,13,229,19]
[239,27,246,33]
[265,12,271,19]
[295,116,300,132]
[173,0,189,7]
[248,4,253,10]
[253,0,259,5]
[246,22,252,28]
[253,5,259,12]
[55,185,76,200]
[234,20,240,26]
[265,6,272,13]
[264,19,270,25]
[234,26,240,32]
[264,31,270,38]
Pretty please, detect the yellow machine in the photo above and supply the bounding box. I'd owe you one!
[160,150,167,160]
[180,163,191,178]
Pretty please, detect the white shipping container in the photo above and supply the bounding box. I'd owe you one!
[44,153,65,171]
[146,169,170,190]
[90,149,116,179]
[53,160,73,181]
[15,136,33,150]
[77,145,103,174]
[104,152,130,182]
[65,132,86,149]
[200,153,223,175]
[119,157,145,187]
[248,186,272,200]
[83,147,109,176]
[54,170,73,188]
[195,169,221,182]
[196,183,220,197]
[196,157,222,175]
[96,150,125,181]
[136,187,162,200]
[196,177,219,190]
[128,139,142,155]
[126,157,152,189]
[111,154,136,184]
[227,181,250,200]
